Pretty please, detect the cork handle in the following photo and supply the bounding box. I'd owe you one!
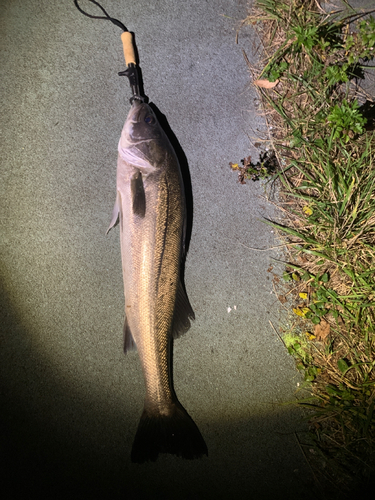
[121,31,136,66]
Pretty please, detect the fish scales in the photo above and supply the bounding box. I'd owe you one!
[108,101,207,463]
[133,171,180,409]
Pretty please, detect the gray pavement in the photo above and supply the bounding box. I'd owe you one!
[0,1,335,499]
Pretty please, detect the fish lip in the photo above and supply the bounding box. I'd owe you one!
[129,100,146,123]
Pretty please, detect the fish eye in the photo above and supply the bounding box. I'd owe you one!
[144,115,155,125]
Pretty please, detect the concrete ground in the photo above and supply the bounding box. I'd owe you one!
[3,0,372,498]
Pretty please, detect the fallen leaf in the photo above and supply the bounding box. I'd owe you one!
[267,265,274,272]
[238,171,246,184]
[278,295,287,304]
[314,319,330,341]
[254,79,279,88]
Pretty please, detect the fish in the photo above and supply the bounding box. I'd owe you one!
[107,101,208,463]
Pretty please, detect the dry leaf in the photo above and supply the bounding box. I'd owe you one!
[253,79,279,89]
[238,171,246,184]
[278,295,287,304]
[314,319,330,341]
[242,156,252,167]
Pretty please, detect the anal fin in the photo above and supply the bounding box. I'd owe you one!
[172,281,195,339]
[123,316,137,353]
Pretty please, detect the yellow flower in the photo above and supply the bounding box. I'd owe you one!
[303,206,313,216]
[293,307,310,317]
[305,332,316,340]
[299,292,308,300]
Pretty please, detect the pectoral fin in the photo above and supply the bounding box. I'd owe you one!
[171,281,195,339]
[106,192,120,234]
[131,170,146,218]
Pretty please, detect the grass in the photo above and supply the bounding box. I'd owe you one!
[241,0,375,493]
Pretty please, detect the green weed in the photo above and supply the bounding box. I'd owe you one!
[326,99,367,143]
[244,0,375,491]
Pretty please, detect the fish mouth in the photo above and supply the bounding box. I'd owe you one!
[129,100,148,124]
[119,102,154,162]
[119,101,160,163]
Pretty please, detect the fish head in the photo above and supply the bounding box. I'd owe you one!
[119,102,169,170]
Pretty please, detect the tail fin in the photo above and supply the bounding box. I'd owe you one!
[131,402,208,463]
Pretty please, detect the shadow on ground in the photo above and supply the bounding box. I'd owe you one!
[1,283,316,500]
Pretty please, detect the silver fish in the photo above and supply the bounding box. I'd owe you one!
[108,101,207,463]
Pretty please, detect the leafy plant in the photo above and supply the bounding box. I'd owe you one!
[268,60,288,81]
[324,64,349,86]
[358,15,375,55]
[292,25,319,51]
[327,99,367,143]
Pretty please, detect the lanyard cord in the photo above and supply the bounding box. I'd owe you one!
[73,0,145,102]
[74,0,127,32]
